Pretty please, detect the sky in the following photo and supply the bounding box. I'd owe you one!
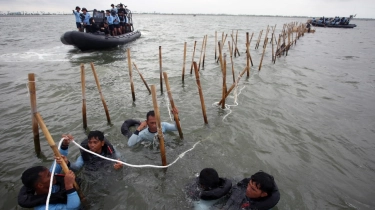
[0,0,374,18]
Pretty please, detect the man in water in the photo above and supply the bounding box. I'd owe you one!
[57,131,123,171]
[18,136,80,209]
[222,171,280,210]
[72,6,82,32]
[127,108,179,147]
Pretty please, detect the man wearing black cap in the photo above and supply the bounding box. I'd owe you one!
[72,6,82,32]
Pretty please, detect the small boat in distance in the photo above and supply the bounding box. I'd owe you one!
[61,8,141,51]
[307,15,357,28]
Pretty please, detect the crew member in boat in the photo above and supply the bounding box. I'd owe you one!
[18,135,81,210]
[112,10,121,36]
[105,10,115,36]
[110,4,117,14]
[221,171,280,210]
[185,168,232,210]
[81,8,91,33]
[72,6,82,32]
[126,108,179,147]
[56,131,123,172]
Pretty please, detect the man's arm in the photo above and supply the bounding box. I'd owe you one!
[128,121,148,147]
[69,156,84,172]
[161,121,177,133]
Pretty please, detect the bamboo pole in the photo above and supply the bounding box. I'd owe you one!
[133,62,151,94]
[159,46,163,94]
[80,64,87,129]
[215,31,217,60]
[90,63,111,123]
[28,73,40,155]
[231,30,234,56]
[259,37,268,71]
[198,36,205,71]
[163,72,183,139]
[218,41,224,73]
[221,54,227,109]
[34,112,84,200]
[218,66,247,106]
[249,32,254,66]
[127,49,136,101]
[202,35,208,69]
[217,34,228,63]
[228,41,235,83]
[190,41,197,74]
[246,32,250,77]
[182,42,187,82]
[235,30,240,57]
[271,33,275,62]
[150,85,167,166]
[263,25,270,49]
[193,62,208,124]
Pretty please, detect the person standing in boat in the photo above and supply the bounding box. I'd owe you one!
[110,4,117,14]
[72,6,82,32]
[118,4,126,34]
[81,8,91,33]
[112,10,120,36]
[105,10,115,36]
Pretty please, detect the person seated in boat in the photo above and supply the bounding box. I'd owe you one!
[89,17,101,34]
[112,10,121,36]
[110,4,117,14]
[105,10,115,36]
[306,22,311,33]
[18,135,80,210]
[81,8,91,33]
[185,168,232,210]
[57,130,123,172]
[127,108,179,147]
[72,6,82,32]
[221,171,280,210]
[102,21,110,37]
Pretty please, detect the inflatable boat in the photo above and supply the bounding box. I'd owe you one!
[60,30,141,51]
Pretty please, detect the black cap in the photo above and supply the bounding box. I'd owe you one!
[111,4,114,6]
[76,6,80,9]
[81,7,87,11]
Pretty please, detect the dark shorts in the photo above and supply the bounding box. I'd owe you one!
[109,25,114,31]
[120,22,125,26]
[114,24,120,28]
[76,22,82,28]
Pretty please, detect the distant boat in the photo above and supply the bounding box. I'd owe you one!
[308,15,357,28]
[61,8,141,50]
[193,14,196,17]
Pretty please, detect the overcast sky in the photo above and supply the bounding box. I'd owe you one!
[0,0,374,18]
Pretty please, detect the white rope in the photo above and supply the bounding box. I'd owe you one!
[70,138,201,168]
[46,139,63,210]
[164,94,173,122]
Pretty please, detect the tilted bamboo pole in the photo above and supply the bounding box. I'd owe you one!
[202,35,208,69]
[80,64,87,129]
[90,63,111,123]
[235,30,240,57]
[259,37,268,71]
[228,41,235,83]
[218,66,247,106]
[133,62,151,94]
[150,85,167,166]
[198,36,205,71]
[34,112,85,200]
[246,32,250,77]
[193,62,208,124]
[221,54,227,109]
[215,31,217,60]
[159,46,163,94]
[182,42,187,82]
[28,73,40,155]
[190,41,197,74]
[163,72,183,139]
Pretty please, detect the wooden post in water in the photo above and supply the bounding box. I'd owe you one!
[198,36,205,71]
[218,66,247,106]
[249,32,254,66]
[217,34,228,63]
[228,41,235,83]
[150,85,167,166]
[193,62,208,124]
[246,32,250,77]
[163,72,183,139]
[127,49,136,101]
[133,62,151,94]
[159,46,163,94]
[221,54,227,109]
[34,112,84,201]
[259,37,268,71]
[182,42,187,82]
[80,64,87,130]
[218,41,224,73]
[28,73,40,155]
[235,30,240,57]
[271,33,275,62]
[90,63,111,123]
[263,25,270,49]
[215,31,217,60]
[190,41,197,74]
[202,35,208,69]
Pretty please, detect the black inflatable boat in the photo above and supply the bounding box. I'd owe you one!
[60,30,141,51]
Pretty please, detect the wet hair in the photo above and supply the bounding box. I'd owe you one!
[250,171,275,196]
[146,111,155,120]
[88,130,104,141]
[106,10,110,13]
[199,168,220,190]
[21,166,47,189]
